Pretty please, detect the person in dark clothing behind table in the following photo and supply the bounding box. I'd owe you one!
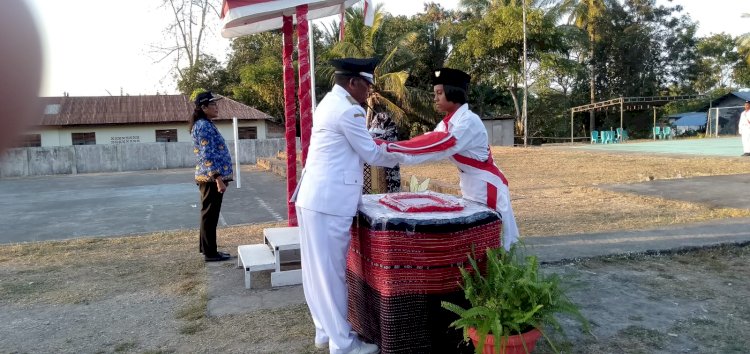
[190,91,233,262]
[368,110,401,192]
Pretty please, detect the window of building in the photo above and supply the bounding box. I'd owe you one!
[155,129,178,142]
[15,134,41,147]
[72,132,96,145]
[238,126,258,140]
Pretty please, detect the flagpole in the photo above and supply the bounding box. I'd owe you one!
[309,19,317,113]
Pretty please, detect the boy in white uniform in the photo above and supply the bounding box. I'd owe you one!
[739,100,750,156]
[387,68,520,249]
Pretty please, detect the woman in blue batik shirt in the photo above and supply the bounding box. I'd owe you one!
[190,91,233,262]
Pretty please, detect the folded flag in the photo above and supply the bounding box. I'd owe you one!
[385,131,456,154]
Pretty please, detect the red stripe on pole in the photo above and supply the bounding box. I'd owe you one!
[297,5,312,168]
[282,15,298,226]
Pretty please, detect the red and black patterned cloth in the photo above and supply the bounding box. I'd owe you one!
[347,194,501,354]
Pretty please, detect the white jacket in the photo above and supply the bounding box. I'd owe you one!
[295,85,398,217]
[395,104,520,249]
[739,110,750,136]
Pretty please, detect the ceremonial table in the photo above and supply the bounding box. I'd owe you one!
[347,192,502,354]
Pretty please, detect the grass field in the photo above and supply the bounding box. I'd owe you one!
[1,146,749,353]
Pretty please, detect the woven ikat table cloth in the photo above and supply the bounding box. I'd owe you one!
[347,193,502,354]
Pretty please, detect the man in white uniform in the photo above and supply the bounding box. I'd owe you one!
[294,57,397,354]
[739,100,750,156]
[388,68,520,249]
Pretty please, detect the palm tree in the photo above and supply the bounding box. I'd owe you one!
[738,13,750,65]
[559,0,607,134]
[453,0,567,133]
[321,4,435,128]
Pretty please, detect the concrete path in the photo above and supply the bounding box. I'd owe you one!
[524,217,750,263]
[602,173,750,210]
[0,166,288,244]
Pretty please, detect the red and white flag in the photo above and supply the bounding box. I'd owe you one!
[363,0,374,27]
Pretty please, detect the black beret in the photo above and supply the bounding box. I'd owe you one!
[432,68,471,91]
[194,91,223,107]
[330,57,380,85]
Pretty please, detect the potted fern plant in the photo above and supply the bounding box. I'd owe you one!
[441,244,588,354]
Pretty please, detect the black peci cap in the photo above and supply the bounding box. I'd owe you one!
[432,68,471,91]
[330,57,380,85]
[194,91,223,107]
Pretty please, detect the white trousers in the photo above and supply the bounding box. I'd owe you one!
[742,133,750,153]
[297,206,358,354]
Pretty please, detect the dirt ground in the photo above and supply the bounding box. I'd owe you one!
[1,147,749,353]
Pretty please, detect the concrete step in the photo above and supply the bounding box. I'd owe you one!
[256,157,302,180]
[277,151,302,162]
[237,244,276,289]
[264,227,301,272]
[271,269,303,287]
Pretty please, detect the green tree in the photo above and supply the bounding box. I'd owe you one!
[733,60,750,88]
[559,0,607,134]
[224,32,285,120]
[176,54,229,96]
[694,33,741,92]
[451,0,568,134]
[737,13,750,65]
[325,4,435,129]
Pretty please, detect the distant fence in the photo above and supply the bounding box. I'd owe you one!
[0,138,296,178]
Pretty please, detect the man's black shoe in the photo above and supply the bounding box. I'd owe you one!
[743,153,750,156]
[204,253,231,262]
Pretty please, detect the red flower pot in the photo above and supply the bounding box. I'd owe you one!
[468,327,543,354]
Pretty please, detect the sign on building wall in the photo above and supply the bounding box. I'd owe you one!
[110,136,141,144]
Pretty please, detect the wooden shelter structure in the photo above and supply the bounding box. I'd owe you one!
[569,95,707,142]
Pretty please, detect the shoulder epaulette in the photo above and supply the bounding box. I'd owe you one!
[345,95,359,105]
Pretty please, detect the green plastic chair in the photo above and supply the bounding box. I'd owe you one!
[591,131,599,144]
[598,130,608,144]
[653,126,661,139]
[616,128,628,143]
[662,126,672,140]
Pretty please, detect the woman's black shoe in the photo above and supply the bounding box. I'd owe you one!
[204,253,231,262]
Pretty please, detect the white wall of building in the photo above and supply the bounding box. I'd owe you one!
[482,119,515,146]
[26,120,268,147]
[215,120,268,140]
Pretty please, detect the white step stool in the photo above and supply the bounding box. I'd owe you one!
[263,226,302,287]
[236,227,303,289]
[237,244,276,289]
